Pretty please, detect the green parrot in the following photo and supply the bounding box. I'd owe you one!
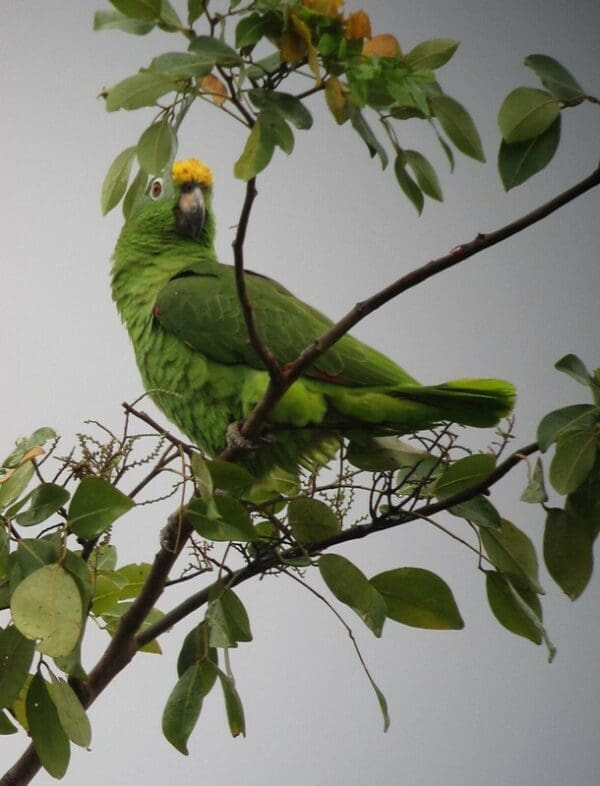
[111,157,515,477]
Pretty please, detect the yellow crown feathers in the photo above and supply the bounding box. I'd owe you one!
[171,158,213,188]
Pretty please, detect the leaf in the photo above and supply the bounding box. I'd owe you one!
[102,603,164,654]
[200,73,227,105]
[11,564,84,657]
[521,458,548,504]
[319,554,386,637]
[188,0,206,25]
[288,497,341,543]
[480,519,544,594]
[149,51,213,78]
[248,89,313,129]
[498,87,561,143]
[188,496,255,542]
[0,626,35,708]
[162,660,217,754]
[93,9,155,34]
[348,103,388,168]
[104,72,177,112]
[190,453,214,504]
[177,622,217,677]
[524,54,585,101]
[403,150,443,201]
[122,167,148,219]
[0,463,35,511]
[47,673,92,748]
[218,671,246,737]
[260,110,295,154]
[549,429,597,495]
[234,120,275,180]
[448,495,501,529]
[206,461,254,497]
[26,673,70,778]
[347,435,429,472]
[567,455,600,542]
[430,95,485,161]
[555,353,593,387]
[188,35,242,67]
[91,571,127,616]
[157,0,183,31]
[137,120,176,174]
[498,115,561,190]
[371,567,464,629]
[394,157,423,214]
[486,571,543,644]
[15,483,70,527]
[325,76,348,124]
[406,38,459,70]
[2,427,56,469]
[115,562,152,599]
[235,12,268,48]
[206,588,252,648]
[537,403,598,452]
[544,508,593,600]
[109,0,161,20]
[435,453,496,501]
[68,476,134,539]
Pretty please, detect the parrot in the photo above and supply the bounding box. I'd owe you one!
[111,157,515,478]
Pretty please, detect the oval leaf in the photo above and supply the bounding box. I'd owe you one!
[524,54,585,101]
[101,146,137,215]
[0,626,35,708]
[319,554,386,637]
[162,660,217,754]
[435,453,496,501]
[15,483,70,527]
[486,571,542,644]
[48,673,92,748]
[549,430,597,495]
[394,156,424,214]
[498,87,560,144]
[406,38,459,70]
[26,673,70,778]
[404,149,443,201]
[110,0,161,20]
[68,476,134,539]
[430,95,485,161]
[544,508,593,600]
[499,115,561,191]
[480,519,544,594]
[188,35,241,67]
[371,567,464,629]
[137,120,176,174]
[234,119,275,180]
[288,497,341,543]
[188,496,255,542]
[218,670,246,737]
[94,9,155,34]
[104,72,176,112]
[11,564,84,657]
[537,403,598,452]
[448,494,501,529]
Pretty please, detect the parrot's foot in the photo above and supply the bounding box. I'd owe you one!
[226,420,255,451]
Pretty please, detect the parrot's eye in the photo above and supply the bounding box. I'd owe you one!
[149,178,164,200]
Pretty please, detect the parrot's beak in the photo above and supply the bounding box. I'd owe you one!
[175,183,205,241]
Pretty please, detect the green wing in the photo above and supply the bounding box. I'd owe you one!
[154,264,417,387]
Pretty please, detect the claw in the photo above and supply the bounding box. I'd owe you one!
[226,420,255,450]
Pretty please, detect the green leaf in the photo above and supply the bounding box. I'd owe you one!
[248,89,313,129]
[218,670,246,737]
[537,403,598,452]
[521,458,548,504]
[114,562,152,599]
[371,567,464,629]
[0,626,35,708]
[47,673,92,748]
[0,463,35,512]
[480,519,544,594]
[206,461,254,497]
[190,453,214,504]
[15,483,69,527]
[435,453,496,501]
[2,427,56,469]
[498,87,561,143]
[524,54,585,101]
[347,436,429,472]
[177,622,217,677]
[91,571,127,616]
[236,12,268,48]
[188,496,255,542]
[348,103,388,168]
[260,110,294,154]
[102,602,164,654]
[430,95,485,161]
[100,146,136,216]
[104,72,177,112]
[26,673,70,778]
[406,38,459,70]
[288,497,341,543]
[93,9,155,34]
[137,120,176,174]
[188,0,206,25]
[162,660,217,754]
[122,167,148,219]
[234,120,275,180]
[555,353,594,387]
[498,115,561,190]
[11,564,84,657]
[109,0,161,20]
[206,588,252,648]
[319,554,386,637]
[149,51,212,78]
[0,709,17,735]
[567,455,600,542]
[188,35,242,67]
[549,429,597,495]
[544,508,593,599]
[14,536,61,583]
[394,156,424,214]
[486,571,543,644]
[403,149,443,201]
[158,0,183,31]
[448,495,501,529]
[68,476,134,539]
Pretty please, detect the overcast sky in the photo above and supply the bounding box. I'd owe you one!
[2,1,599,784]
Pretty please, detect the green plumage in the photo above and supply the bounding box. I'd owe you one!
[111,165,515,476]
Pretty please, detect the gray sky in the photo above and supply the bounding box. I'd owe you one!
[2,1,599,784]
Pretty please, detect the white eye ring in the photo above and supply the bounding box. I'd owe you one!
[149,177,164,200]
